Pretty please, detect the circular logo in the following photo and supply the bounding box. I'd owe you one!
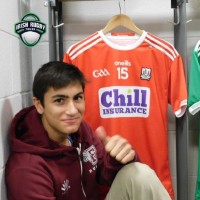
[15,13,46,47]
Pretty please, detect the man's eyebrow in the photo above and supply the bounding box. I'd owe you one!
[52,94,68,99]
[52,92,84,99]
[75,92,84,96]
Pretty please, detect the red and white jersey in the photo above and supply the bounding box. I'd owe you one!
[64,30,188,199]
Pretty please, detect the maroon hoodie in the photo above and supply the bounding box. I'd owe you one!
[5,106,139,200]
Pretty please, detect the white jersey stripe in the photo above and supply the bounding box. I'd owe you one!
[194,40,200,52]
[145,38,175,61]
[147,34,178,57]
[71,37,102,60]
[194,40,200,57]
[68,33,100,57]
[146,34,178,58]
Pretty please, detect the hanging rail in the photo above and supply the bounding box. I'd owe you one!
[45,0,64,61]
[174,0,189,200]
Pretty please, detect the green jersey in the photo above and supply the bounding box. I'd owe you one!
[188,40,200,200]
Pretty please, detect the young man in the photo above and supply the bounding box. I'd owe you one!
[5,61,171,200]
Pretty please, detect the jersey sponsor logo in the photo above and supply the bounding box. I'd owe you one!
[114,60,131,67]
[83,145,98,166]
[93,69,110,78]
[61,179,70,194]
[98,86,150,118]
[140,67,152,80]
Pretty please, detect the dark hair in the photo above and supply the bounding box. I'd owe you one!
[33,61,87,105]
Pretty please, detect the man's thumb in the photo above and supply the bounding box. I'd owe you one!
[95,126,109,145]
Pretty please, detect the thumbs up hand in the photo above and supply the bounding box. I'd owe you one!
[95,126,135,164]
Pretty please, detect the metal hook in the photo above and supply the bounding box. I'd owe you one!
[168,6,180,26]
[168,5,192,26]
[52,23,64,28]
[186,19,192,24]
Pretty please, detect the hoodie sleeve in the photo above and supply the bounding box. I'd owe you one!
[6,154,56,200]
[81,122,140,185]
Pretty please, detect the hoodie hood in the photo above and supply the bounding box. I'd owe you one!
[9,106,80,157]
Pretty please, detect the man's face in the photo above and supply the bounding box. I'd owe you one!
[34,82,85,144]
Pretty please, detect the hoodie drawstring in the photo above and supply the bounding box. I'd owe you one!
[76,143,87,198]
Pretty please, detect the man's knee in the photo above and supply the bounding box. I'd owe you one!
[107,162,171,200]
[116,162,156,184]
[116,162,169,195]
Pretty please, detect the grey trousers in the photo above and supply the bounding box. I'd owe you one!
[105,162,172,200]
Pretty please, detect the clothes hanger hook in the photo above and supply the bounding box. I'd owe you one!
[118,0,126,15]
[118,0,122,15]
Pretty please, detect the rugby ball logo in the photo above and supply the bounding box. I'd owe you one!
[15,13,46,47]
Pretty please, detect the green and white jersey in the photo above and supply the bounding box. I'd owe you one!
[188,40,200,200]
[188,41,200,114]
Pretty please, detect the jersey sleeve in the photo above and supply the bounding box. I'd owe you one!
[63,52,72,64]
[169,55,187,117]
[188,49,200,115]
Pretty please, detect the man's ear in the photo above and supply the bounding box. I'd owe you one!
[33,97,44,115]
